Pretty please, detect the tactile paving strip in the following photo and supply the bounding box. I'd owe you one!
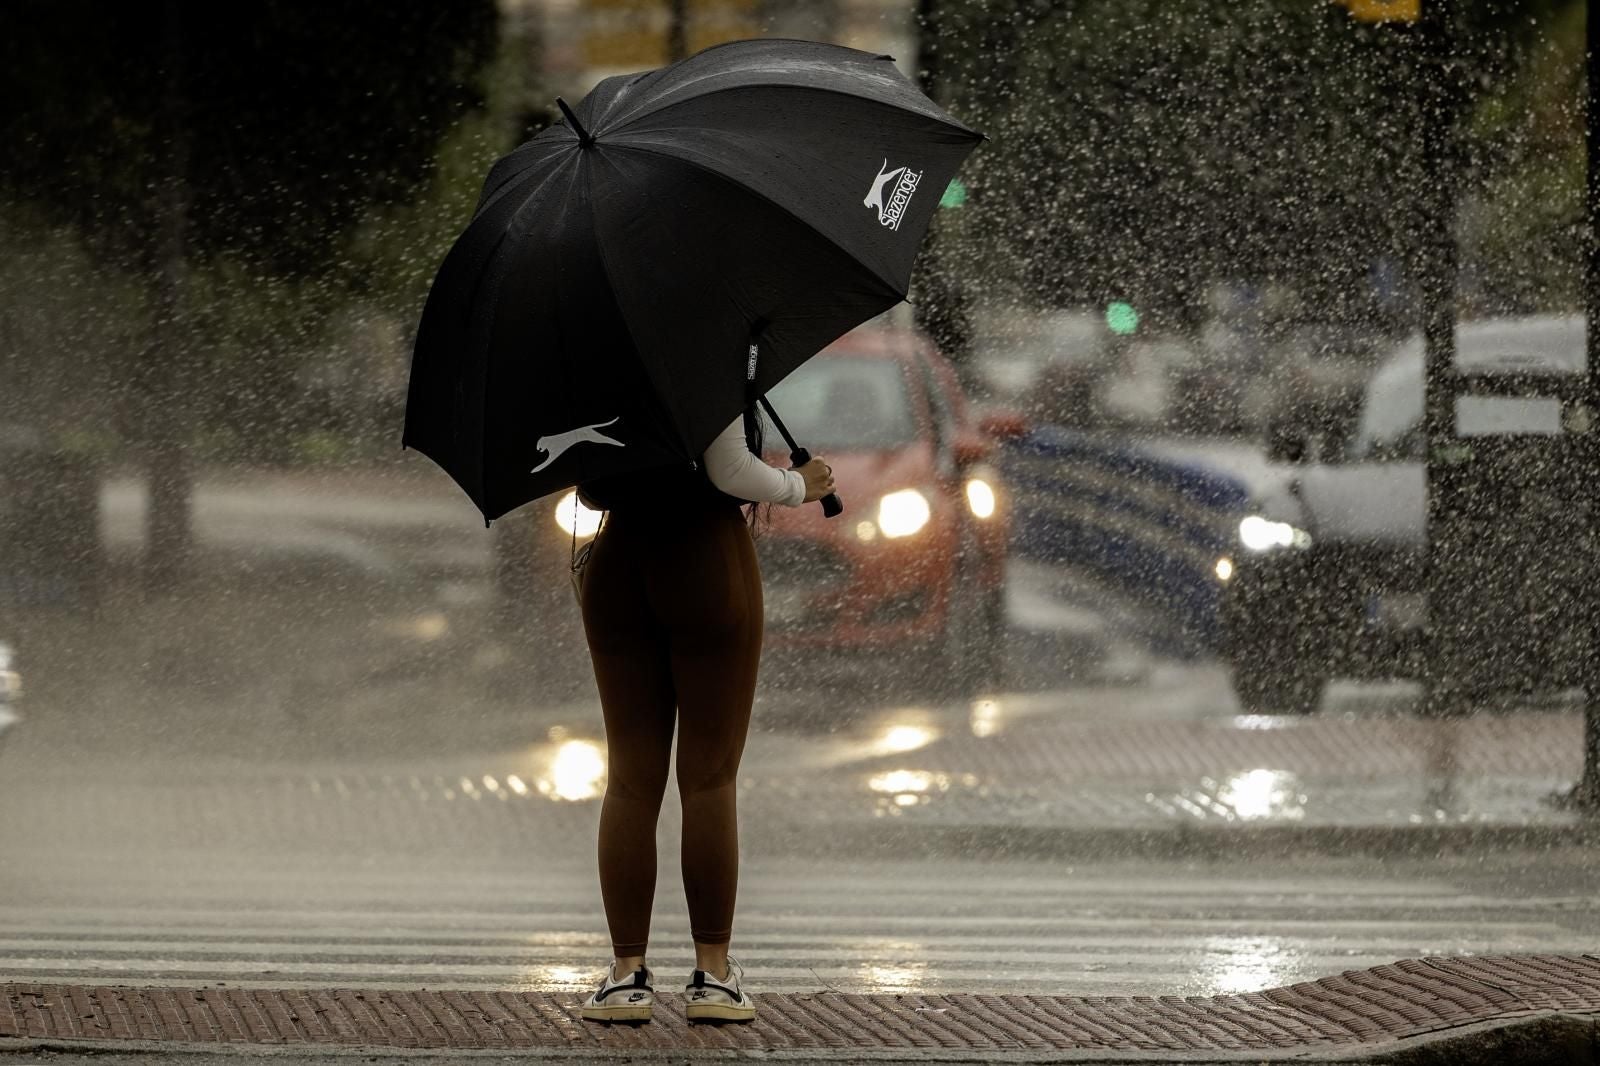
[4,954,1598,1053]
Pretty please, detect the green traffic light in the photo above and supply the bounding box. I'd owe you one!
[1106,301,1139,335]
[940,179,967,209]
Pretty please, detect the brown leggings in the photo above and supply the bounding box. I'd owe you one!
[579,500,763,955]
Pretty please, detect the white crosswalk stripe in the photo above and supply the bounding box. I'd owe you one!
[1,861,1591,997]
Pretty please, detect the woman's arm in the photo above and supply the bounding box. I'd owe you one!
[704,417,806,506]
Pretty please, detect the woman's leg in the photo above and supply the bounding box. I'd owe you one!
[582,524,678,964]
[650,508,763,971]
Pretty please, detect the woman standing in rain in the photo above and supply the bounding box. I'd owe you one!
[401,36,978,1026]
[575,410,834,1024]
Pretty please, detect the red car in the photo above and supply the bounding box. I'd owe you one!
[754,328,1018,694]
[497,328,1019,694]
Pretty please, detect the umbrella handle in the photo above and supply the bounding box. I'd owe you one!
[757,397,842,518]
[789,446,844,518]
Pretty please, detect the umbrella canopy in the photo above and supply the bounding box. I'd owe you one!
[403,38,983,522]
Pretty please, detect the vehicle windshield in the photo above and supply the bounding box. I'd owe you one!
[766,355,918,451]
[1345,315,1587,463]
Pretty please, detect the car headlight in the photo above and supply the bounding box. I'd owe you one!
[965,478,997,519]
[554,491,603,538]
[878,489,932,538]
[0,642,13,703]
[1238,514,1312,552]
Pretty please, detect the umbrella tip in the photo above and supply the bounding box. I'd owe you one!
[555,97,595,147]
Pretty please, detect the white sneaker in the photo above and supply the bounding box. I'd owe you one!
[580,962,654,1023]
[684,955,755,1023]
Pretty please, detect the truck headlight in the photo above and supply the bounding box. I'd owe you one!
[878,489,932,538]
[1238,515,1312,552]
[554,491,603,538]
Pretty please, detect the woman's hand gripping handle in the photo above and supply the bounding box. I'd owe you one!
[792,449,842,517]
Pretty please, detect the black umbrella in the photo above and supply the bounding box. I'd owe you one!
[402,38,982,523]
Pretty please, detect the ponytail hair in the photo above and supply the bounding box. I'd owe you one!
[742,401,772,534]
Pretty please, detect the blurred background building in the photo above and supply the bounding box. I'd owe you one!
[506,0,916,102]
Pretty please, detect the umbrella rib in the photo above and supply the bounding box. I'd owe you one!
[598,75,980,141]
[582,165,700,463]
[474,138,572,218]
[600,140,910,301]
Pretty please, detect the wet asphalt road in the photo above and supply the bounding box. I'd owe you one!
[0,473,1593,1001]
[3,847,1598,999]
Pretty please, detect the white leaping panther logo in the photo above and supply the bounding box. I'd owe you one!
[863,158,923,230]
[530,416,624,473]
[864,160,905,216]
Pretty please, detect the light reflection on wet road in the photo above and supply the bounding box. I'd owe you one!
[1,550,1592,999]
[0,853,1593,997]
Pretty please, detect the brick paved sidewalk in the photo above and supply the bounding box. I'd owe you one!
[4,955,1598,1062]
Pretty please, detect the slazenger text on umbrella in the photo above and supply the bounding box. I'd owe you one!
[864,159,922,230]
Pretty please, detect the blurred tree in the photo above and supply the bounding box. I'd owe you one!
[1459,0,1586,313]
[336,11,551,465]
[0,208,147,448]
[344,13,550,351]
[911,0,976,382]
[925,0,1580,326]
[0,0,498,588]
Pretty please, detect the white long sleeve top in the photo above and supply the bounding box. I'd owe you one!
[703,417,806,506]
